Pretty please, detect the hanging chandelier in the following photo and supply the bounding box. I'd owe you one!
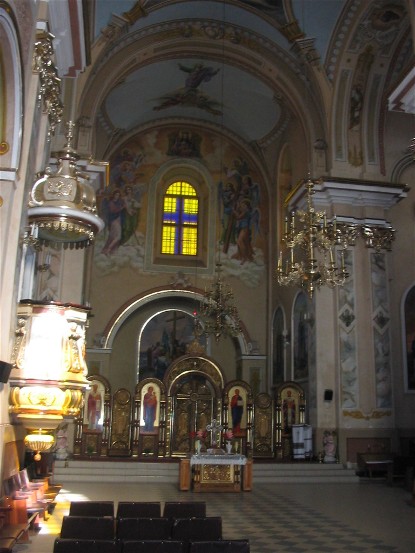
[276,176,349,298]
[26,121,104,249]
[200,263,241,342]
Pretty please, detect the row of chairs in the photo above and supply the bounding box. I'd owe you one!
[53,538,250,553]
[60,515,222,541]
[58,501,250,552]
[69,501,206,519]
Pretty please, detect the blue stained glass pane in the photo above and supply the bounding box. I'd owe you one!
[182,212,198,225]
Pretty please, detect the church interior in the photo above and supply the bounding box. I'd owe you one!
[0,0,415,551]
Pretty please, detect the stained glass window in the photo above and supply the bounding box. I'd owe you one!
[161,181,198,255]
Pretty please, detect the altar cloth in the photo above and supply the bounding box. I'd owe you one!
[190,454,247,466]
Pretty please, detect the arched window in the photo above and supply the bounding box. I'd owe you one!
[403,285,415,391]
[161,181,198,255]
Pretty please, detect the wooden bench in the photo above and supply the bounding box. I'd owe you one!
[0,497,37,552]
[3,469,58,521]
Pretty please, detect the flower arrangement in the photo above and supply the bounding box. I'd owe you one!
[190,429,207,454]
[196,429,207,441]
[224,430,233,441]
[224,430,234,454]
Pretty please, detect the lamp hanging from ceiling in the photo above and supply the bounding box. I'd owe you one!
[200,262,241,342]
[24,429,55,461]
[197,1,241,342]
[26,121,104,250]
[276,176,349,298]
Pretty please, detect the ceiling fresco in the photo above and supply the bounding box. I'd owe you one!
[93,0,345,144]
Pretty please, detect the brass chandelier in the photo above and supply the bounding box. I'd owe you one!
[276,176,349,298]
[200,262,241,342]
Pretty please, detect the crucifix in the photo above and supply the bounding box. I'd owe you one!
[206,419,223,448]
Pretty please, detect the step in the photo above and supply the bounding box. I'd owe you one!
[54,460,179,483]
[53,459,359,485]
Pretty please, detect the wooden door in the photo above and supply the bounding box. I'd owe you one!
[170,374,215,456]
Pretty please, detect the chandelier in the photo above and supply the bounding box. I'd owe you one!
[276,176,349,298]
[200,263,241,342]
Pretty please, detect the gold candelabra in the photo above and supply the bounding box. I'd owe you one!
[276,176,349,298]
[200,263,241,342]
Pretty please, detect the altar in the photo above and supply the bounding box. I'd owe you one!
[180,454,252,492]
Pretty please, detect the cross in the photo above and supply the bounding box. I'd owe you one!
[206,419,223,447]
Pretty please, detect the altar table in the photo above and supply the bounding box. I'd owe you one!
[180,454,252,492]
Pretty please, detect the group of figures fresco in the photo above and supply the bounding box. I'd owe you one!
[93,61,264,282]
[96,144,262,270]
[99,149,146,256]
[218,157,261,265]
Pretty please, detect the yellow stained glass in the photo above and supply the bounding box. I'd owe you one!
[183,198,198,216]
[162,226,175,254]
[162,180,198,256]
[166,181,197,196]
[182,227,197,255]
[164,197,176,211]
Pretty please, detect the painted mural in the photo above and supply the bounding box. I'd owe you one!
[138,310,205,381]
[153,62,222,115]
[94,127,266,286]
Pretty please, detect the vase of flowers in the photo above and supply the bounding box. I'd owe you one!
[224,430,233,454]
[191,429,207,454]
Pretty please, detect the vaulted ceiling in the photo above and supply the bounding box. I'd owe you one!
[65,1,412,169]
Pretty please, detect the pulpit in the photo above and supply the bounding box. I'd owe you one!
[180,454,251,492]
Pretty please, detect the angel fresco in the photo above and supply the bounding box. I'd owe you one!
[153,62,222,115]
[99,148,146,255]
[218,158,261,264]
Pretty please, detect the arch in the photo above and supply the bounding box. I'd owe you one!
[144,157,216,272]
[103,287,251,355]
[164,354,225,456]
[165,354,225,397]
[77,13,324,164]
[401,282,415,392]
[292,291,312,381]
[272,305,286,386]
[0,4,23,179]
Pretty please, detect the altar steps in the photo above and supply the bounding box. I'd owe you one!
[253,461,359,484]
[53,459,359,485]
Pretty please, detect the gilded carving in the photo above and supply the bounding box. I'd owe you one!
[343,409,391,420]
[0,141,9,154]
[166,356,223,393]
[110,389,131,452]
[32,30,63,137]
[201,464,232,483]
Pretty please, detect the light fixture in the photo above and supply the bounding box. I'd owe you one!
[276,176,349,298]
[200,262,241,342]
[26,121,104,249]
[24,429,55,461]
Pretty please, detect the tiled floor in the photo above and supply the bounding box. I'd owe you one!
[14,479,414,553]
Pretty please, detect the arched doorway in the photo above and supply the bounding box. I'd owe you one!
[164,354,225,457]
